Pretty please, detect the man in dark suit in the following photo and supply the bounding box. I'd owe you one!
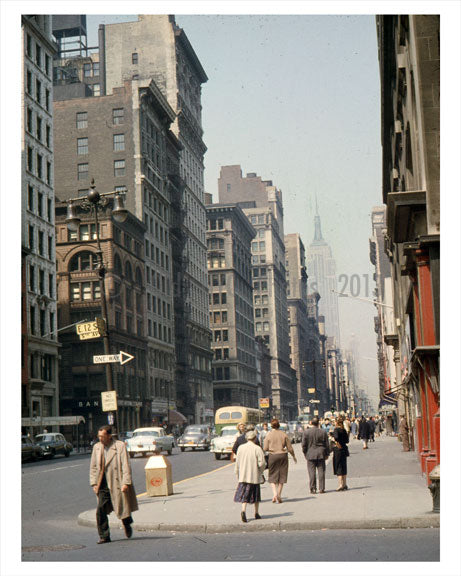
[301,417,330,494]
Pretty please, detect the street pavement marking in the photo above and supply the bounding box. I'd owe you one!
[22,464,84,475]
[137,462,233,498]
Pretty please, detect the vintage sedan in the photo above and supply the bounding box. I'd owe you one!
[210,425,239,460]
[177,425,212,452]
[34,433,73,458]
[126,427,174,457]
[22,436,44,462]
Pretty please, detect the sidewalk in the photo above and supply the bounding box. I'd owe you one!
[78,435,439,533]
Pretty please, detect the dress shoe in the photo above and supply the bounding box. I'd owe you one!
[97,537,111,544]
[319,490,325,494]
[123,523,133,538]
[343,485,348,490]
[255,513,262,520]
[310,489,317,494]
[277,496,282,503]
[241,511,248,523]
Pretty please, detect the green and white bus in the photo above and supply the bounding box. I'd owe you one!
[214,406,262,434]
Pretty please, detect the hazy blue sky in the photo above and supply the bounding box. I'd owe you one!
[87,13,382,405]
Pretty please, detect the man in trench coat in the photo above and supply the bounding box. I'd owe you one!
[301,417,330,494]
[90,425,138,544]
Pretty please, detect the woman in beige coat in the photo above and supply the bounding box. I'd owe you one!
[234,430,266,522]
[90,425,138,543]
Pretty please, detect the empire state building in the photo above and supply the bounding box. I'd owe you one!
[306,209,341,346]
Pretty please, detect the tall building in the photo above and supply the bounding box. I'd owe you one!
[285,233,309,415]
[22,16,59,427]
[377,15,440,480]
[100,15,212,423]
[218,165,296,420]
[52,14,212,424]
[306,205,341,346]
[206,203,257,410]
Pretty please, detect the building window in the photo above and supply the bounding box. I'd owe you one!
[70,251,97,271]
[132,52,138,64]
[27,146,33,171]
[83,63,92,77]
[37,192,43,217]
[26,34,32,57]
[113,134,125,151]
[40,309,46,336]
[36,153,43,179]
[45,89,50,111]
[46,161,52,185]
[38,231,44,256]
[113,108,124,125]
[76,112,88,129]
[28,225,34,250]
[77,137,88,155]
[30,305,36,335]
[35,79,41,104]
[70,281,100,301]
[79,224,97,241]
[27,70,33,94]
[35,43,41,67]
[93,62,99,76]
[92,84,100,97]
[49,273,54,297]
[39,269,45,294]
[78,163,89,180]
[27,107,33,133]
[28,185,34,210]
[114,160,125,177]
[36,116,42,141]
[46,125,51,147]
[29,264,35,292]
[45,54,51,76]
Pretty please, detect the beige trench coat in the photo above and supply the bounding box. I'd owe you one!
[90,439,138,519]
[235,440,266,484]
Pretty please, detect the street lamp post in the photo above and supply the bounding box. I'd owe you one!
[65,180,128,433]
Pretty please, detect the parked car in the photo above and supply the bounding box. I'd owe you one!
[34,433,73,458]
[177,425,212,452]
[210,425,239,460]
[22,436,44,462]
[126,427,174,457]
[287,421,303,443]
[279,422,295,444]
[118,431,134,444]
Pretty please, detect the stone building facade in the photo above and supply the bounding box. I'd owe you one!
[206,203,257,410]
[218,166,297,420]
[377,15,440,479]
[22,15,60,426]
[55,202,148,436]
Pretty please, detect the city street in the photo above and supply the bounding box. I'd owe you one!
[20,436,440,562]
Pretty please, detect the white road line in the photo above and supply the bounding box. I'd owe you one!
[23,464,84,475]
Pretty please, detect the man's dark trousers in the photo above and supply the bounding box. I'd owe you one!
[96,475,132,539]
[307,458,326,492]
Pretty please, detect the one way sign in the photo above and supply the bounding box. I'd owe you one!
[93,351,135,365]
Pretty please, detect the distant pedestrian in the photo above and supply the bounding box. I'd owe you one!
[89,425,138,544]
[385,414,394,436]
[350,418,358,438]
[231,422,247,461]
[332,417,350,491]
[263,418,297,503]
[322,418,334,434]
[259,422,270,467]
[358,416,371,449]
[398,415,410,452]
[301,417,330,494]
[234,430,266,522]
[368,417,376,442]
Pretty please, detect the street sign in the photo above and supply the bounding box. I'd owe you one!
[101,391,118,412]
[309,399,320,404]
[76,320,101,340]
[107,412,115,425]
[93,351,135,365]
[307,388,316,394]
[259,397,270,408]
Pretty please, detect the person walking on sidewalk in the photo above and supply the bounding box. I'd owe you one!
[301,417,330,494]
[234,430,266,523]
[358,415,371,449]
[398,415,410,451]
[368,416,376,442]
[332,417,350,491]
[263,418,297,503]
[350,417,358,439]
[89,425,138,544]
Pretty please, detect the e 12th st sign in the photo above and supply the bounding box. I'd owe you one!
[93,351,135,365]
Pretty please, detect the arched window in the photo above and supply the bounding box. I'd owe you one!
[125,260,132,281]
[69,251,97,272]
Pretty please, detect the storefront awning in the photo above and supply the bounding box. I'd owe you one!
[168,409,187,425]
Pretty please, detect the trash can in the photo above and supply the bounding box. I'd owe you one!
[428,464,440,512]
[145,455,173,497]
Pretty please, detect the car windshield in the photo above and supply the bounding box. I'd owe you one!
[133,431,159,438]
[221,429,237,436]
[185,427,206,434]
[35,435,54,442]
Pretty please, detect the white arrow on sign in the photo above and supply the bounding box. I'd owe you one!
[93,351,135,365]
[309,399,320,404]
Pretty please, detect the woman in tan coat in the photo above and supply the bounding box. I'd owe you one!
[263,418,297,503]
[89,425,138,543]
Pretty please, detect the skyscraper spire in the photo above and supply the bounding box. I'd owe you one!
[313,197,324,243]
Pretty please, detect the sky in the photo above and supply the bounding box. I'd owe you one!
[87,12,382,406]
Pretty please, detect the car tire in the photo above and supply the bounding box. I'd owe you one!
[214,453,221,460]
[180,447,185,452]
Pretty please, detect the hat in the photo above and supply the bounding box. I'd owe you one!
[246,430,257,441]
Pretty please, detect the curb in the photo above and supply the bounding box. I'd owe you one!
[78,511,439,533]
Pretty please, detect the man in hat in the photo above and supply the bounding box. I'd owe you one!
[89,425,138,544]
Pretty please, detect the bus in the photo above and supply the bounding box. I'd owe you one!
[214,406,262,434]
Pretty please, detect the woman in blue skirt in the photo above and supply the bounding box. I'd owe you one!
[234,430,266,522]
